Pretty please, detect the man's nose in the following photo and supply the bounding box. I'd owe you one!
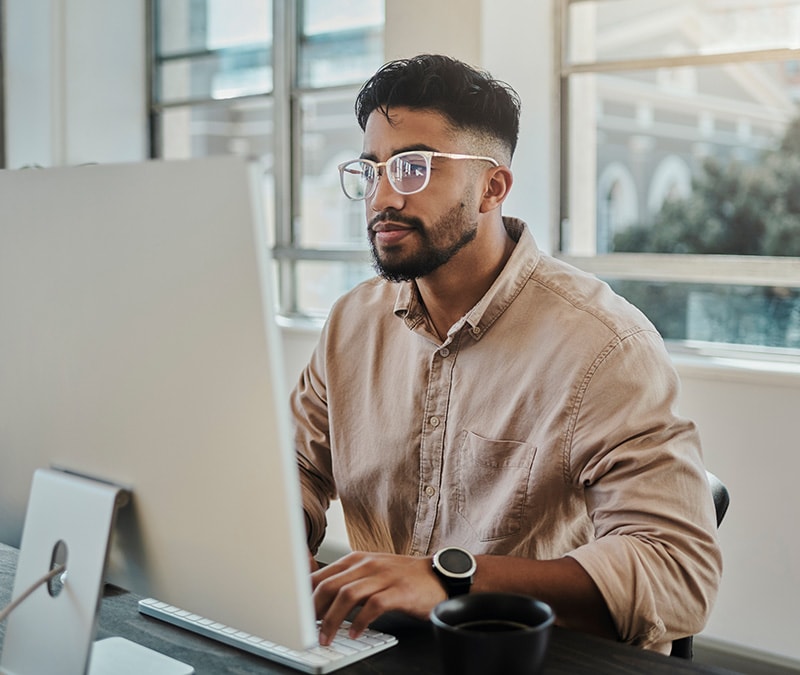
[369,169,405,211]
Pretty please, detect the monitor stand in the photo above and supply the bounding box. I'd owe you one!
[0,469,193,675]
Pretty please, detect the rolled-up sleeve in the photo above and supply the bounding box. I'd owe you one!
[565,329,722,651]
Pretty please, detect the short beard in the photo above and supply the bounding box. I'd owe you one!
[369,207,478,282]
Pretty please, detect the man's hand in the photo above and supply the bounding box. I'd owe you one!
[310,551,446,645]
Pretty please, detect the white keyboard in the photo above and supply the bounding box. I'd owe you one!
[137,598,398,674]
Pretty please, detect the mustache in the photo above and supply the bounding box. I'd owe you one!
[368,210,423,231]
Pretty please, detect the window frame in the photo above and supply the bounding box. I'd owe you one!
[147,0,376,319]
[553,0,800,348]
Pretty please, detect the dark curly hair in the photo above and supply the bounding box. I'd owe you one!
[355,54,521,160]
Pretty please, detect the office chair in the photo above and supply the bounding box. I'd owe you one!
[670,470,730,660]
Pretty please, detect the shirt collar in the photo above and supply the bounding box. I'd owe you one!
[392,217,541,340]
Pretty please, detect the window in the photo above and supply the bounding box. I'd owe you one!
[149,0,383,318]
[557,0,800,353]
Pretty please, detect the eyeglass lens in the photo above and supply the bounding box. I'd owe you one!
[340,153,429,199]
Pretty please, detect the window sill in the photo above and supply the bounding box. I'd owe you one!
[668,342,800,388]
[276,314,326,334]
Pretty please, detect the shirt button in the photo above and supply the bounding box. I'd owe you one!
[429,416,441,427]
[472,326,481,335]
[439,347,450,358]
[424,485,436,497]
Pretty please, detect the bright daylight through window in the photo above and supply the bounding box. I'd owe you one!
[151,1,800,354]
[557,0,800,354]
[149,0,384,318]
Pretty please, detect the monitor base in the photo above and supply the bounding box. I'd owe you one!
[90,637,193,675]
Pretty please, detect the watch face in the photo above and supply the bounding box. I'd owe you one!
[436,547,475,577]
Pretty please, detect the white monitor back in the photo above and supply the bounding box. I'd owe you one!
[0,156,317,650]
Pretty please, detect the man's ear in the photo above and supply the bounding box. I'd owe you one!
[479,166,513,213]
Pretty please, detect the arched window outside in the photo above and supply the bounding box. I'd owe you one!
[597,162,639,253]
[647,155,692,216]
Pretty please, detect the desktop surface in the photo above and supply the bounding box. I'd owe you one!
[0,544,740,675]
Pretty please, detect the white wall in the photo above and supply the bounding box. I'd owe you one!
[675,359,800,665]
[5,0,800,666]
[4,0,146,167]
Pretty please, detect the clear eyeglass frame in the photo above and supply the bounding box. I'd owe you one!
[337,150,499,201]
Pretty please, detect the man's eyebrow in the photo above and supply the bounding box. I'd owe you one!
[359,144,439,162]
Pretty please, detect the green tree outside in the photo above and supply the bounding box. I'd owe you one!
[610,118,800,349]
[614,117,800,256]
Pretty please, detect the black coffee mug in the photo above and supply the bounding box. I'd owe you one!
[430,592,555,675]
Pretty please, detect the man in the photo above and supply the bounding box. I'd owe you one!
[292,54,721,653]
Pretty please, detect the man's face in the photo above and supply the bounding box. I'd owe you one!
[361,107,484,282]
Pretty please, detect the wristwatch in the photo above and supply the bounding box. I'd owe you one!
[432,546,477,598]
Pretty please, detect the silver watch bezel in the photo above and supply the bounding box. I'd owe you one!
[432,546,477,579]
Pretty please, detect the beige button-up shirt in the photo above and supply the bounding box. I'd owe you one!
[292,218,722,651]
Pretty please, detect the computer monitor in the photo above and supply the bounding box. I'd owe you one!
[0,157,317,662]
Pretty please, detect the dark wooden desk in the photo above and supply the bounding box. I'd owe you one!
[0,544,739,675]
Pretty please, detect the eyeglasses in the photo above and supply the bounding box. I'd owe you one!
[337,150,499,201]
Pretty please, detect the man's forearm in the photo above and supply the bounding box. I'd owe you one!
[472,555,618,640]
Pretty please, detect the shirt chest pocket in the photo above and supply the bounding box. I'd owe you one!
[456,431,537,541]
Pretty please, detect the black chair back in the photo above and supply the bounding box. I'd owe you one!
[670,471,730,660]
